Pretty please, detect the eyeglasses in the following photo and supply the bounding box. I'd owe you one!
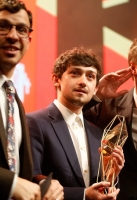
[0,21,33,38]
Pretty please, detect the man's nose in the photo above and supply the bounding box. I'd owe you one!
[78,75,87,86]
[6,26,19,40]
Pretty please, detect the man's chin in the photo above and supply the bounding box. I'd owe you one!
[2,58,20,67]
[71,100,89,107]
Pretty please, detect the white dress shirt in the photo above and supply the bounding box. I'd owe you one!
[54,99,90,188]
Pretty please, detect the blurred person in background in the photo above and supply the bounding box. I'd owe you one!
[84,39,137,200]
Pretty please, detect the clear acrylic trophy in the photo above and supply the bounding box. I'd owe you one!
[97,115,128,192]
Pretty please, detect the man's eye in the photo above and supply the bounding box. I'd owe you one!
[71,71,79,75]
[0,23,8,29]
[17,26,28,33]
[87,74,94,79]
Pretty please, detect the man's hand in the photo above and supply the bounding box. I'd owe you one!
[13,177,41,200]
[42,179,64,200]
[111,146,125,178]
[99,145,125,185]
[96,67,132,100]
[86,181,120,200]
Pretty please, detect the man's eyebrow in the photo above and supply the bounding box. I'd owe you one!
[0,19,28,27]
[87,70,97,73]
[70,67,97,74]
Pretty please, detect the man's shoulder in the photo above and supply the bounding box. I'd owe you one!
[26,107,48,118]
[26,103,63,124]
[26,102,56,118]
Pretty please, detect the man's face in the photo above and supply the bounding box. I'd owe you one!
[0,9,31,76]
[53,65,98,112]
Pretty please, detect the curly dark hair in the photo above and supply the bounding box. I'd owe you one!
[53,46,102,85]
[0,0,32,28]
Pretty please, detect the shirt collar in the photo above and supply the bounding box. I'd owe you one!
[0,75,13,88]
[54,99,84,127]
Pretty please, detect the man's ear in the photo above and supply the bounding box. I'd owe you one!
[26,36,32,49]
[52,74,59,87]
[130,61,137,74]
[29,36,32,42]
[93,86,98,95]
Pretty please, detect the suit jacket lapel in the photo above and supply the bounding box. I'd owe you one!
[0,110,8,163]
[84,119,101,184]
[116,88,133,125]
[15,93,33,180]
[48,103,85,187]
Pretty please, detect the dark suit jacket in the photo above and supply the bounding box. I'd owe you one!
[0,93,33,200]
[84,88,137,200]
[26,102,103,200]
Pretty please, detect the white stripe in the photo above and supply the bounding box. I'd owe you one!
[103,26,132,58]
[102,0,129,9]
[36,0,57,16]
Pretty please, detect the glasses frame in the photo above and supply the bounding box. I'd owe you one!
[0,21,33,38]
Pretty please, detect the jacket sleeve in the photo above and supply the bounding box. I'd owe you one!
[0,167,15,199]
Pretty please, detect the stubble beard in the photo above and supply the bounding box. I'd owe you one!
[67,96,89,107]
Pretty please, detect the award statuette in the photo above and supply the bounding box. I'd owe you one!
[97,115,128,192]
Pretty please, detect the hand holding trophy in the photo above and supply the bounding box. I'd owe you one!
[97,115,128,193]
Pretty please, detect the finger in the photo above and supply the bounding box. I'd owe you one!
[104,71,131,82]
[112,148,124,162]
[43,180,63,200]
[108,186,117,193]
[99,188,120,200]
[57,191,64,200]
[118,71,132,83]
[106,188,120,199]
[43,186,53,199]
[99,73,120,82]
[93,181,110,190]
[114,90,129,98]
[114,145,122,151]
[115,67,131,75]
[112,156,124,175]
[113,146,124,157]
[99,68,132,82]
[104,73,120,79]
[36,192,41,200]
[112,148,124,165]
[113,154,124,167]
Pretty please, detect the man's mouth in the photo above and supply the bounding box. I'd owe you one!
[74,89,87,94]
[2,46,19,51]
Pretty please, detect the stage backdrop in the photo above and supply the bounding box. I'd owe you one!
[13,0,57,112]
[13,0,137,112]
